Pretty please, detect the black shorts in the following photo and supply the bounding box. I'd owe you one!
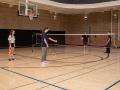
[11,43,15,47]
[106,47,110,53]
[83,42,88,46]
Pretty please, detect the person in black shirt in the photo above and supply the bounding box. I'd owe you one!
[105,32,112,57]
[81,32,89,55]
[82,32,89,46]
[41,27,57,66]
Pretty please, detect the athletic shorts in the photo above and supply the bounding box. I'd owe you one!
[11,43,15,47]
[83,42,88,46]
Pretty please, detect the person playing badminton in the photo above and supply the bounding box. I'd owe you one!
[105,32,112,57]
[81,32,90,55]
[8,30,15,61]
[41,27,57,66]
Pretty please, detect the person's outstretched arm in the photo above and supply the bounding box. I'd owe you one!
[48,37,57,43]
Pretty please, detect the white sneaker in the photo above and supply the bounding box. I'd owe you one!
[44,61,49,64]
[41,62,46,67]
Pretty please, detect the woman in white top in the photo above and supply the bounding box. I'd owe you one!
[8,30,15,61]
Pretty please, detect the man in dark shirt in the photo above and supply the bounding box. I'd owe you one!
[41,27,57,66]
[81,32,90,55]
[82,32,89,46]
[105,32,112,57]
[41,31,48,47]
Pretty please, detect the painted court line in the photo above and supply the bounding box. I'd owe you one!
[0,54,104,68]
[1,68,68,90]
[8,82,37,90]
[105,80,120,90]
[14,53,103,66]
[0,53,106,69]
[36,58,119,90]
[6,54,117,90]
[4,55,108,90]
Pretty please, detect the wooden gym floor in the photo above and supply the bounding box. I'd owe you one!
[0,46,120,90]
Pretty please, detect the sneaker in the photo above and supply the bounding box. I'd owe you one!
[12,56,16,60]
[8,58,11,61]
[12,58,16,60]
[41,62,46,67]
[44,61,49,64]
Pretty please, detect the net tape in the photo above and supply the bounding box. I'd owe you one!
[35,33,115,36]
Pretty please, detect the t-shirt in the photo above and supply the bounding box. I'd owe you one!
[82,35,89,43]
[8,35,15,43]
[41,32,48,47]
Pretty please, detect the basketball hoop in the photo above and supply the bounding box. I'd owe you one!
[28,9,34,20]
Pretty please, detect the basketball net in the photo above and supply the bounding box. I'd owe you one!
[28,10,34,20]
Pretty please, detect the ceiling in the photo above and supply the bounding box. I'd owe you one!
[0,0,120,14]
[50,0,116,4]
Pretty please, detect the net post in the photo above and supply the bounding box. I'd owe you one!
[112,33,118,48]
[35,33,41,45]
[118,11,120,41]
[83,45,86,55]
[32,32,35,52]
[110,10,113,35]
[25,0,28,16]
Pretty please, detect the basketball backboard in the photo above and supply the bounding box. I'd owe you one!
[18,0,38,18]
